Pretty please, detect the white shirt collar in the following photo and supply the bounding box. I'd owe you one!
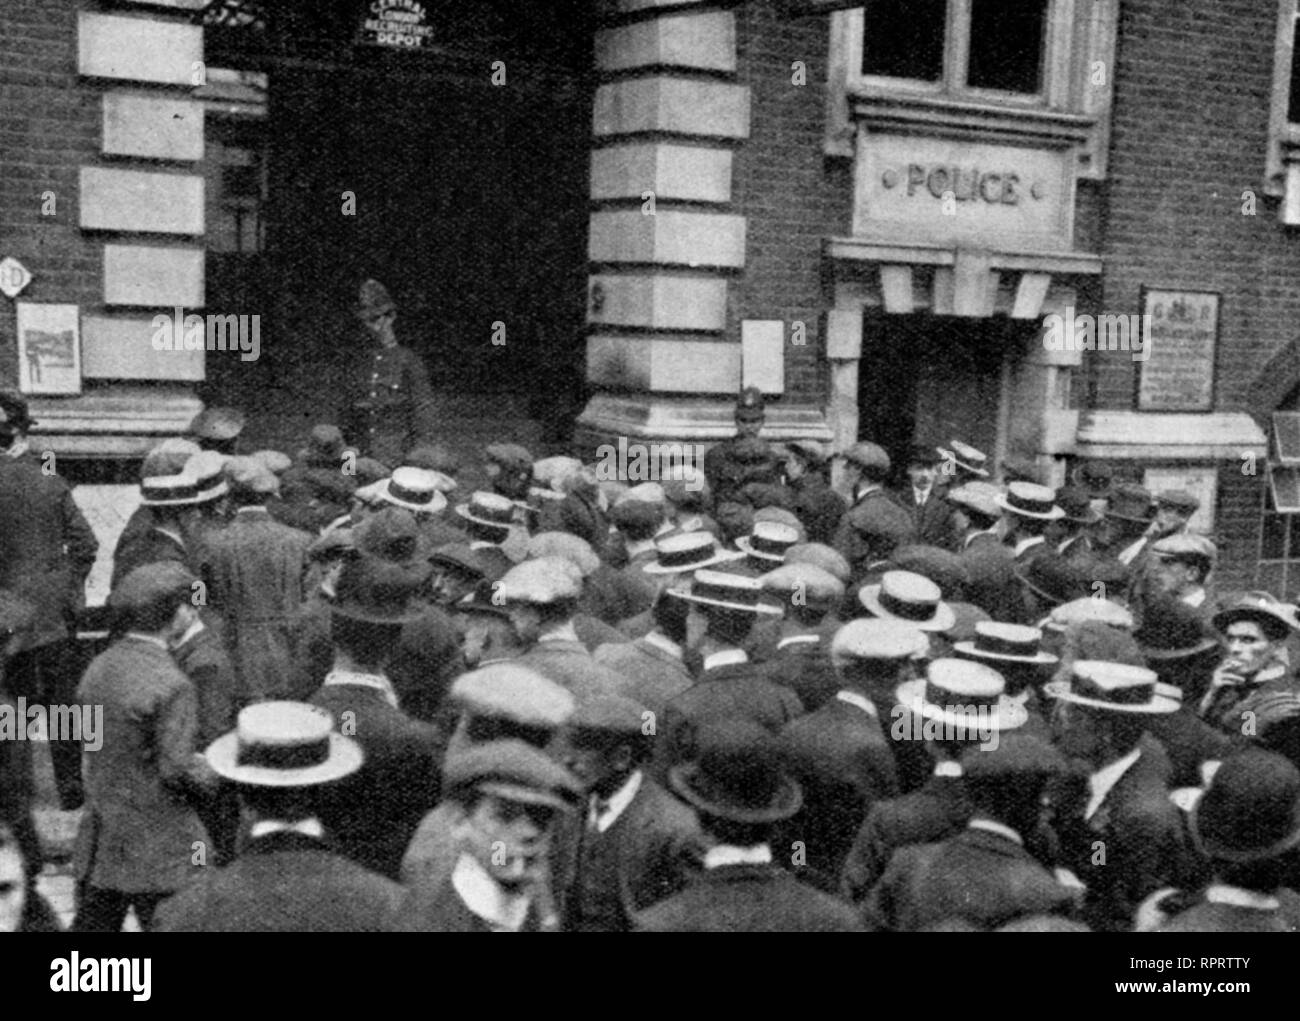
[170,618,206,651]
[236,506,270,516]
[1180,587,1207,608]
[702,648,748,671]
[934,761,963,778]
[125,632,170,650]
[1057,535,1083,554]
[854,483,882,503]
[323,668,399,708]
[963,526,1000,549]
[1117,535,1148,565]
[250,817,325,840]
[154,525,184,545]
[642,631,683,660]
[1085,747,1142,821]
[967,818,1024,845]
[836,689,878,718]
[777,634,821,650]
[469,540,500,551]
[624,537,658,559]
[703,843,772,869]
[537,622,580,645]
[1014,535,1045,558]
[451,853,532,931]
[913,485,932,505]
[1205,884,1281,910]
[589,770,643,833]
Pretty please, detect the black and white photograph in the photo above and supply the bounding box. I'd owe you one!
[2,0,1300,984]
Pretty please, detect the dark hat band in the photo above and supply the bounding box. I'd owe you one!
[468,500,515,525]
[237,736,330,771]
[388,480,435,506]
[692,578,761,606]
[974,632,1042,658]
[1006,491,1055,515]
[1071,672,1155,706]
[880,590,938,621]
[922,681,998,714]
[659,543,723,570]
[751,533,797,556]
[142,478,202,502]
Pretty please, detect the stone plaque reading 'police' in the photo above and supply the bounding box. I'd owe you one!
[1136,289,1219,412]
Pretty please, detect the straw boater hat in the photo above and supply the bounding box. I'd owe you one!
[858,570,956,633]
[455,490,517,530]
[1040,596,1135,633]
[206,701,363,788]
[941,440,990,478]
[184,450,231,502]
[735,520,802,563]
[139,473,216,508]
[671,569,783,616]
[953,622,1059,666]
[995,481,1064,521]
[373,467,450,515]
[1187,748,1300,864]
[642,531,744,575]
[1043,660,1179,714]
[895,657,1028,732]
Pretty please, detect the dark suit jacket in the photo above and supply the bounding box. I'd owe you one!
[593,637,693,716]
[960,531,1023,623]
[536,490,609,556]
[152,830,403,931]
[636,862,862,931]
[74,636,214,893]
[111,525,192,592]
[556,774,705,931]
[337,339,437,467]
[790,474,846,546]
[514,639,620,704]
[1054,735,1196,932]
[864,825,1079,932]
[777,696,899,885]
[840,773,971,903]
[582,564,656,626]
[754,637,842,712]
[0,455,97,650]
[172,622,237,748]
[895,483,957,550]
[833,488,916,583]
[309,683,444,879]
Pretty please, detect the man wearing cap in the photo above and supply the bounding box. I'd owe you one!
[733,519,802,577]
[1046,660,1196,931]
[396,739,583,931]
[552,694,704,931]
[996,481,1064,568]
[780,440,845,546]
[111,467,219,591]
[1152,748,1300,932]
[1200,593,1300,736]
[833,442,916,584]
[840,653,1027,904]
[114,438,202,564]
[535,461,609,555]
[702,387,781,505]
[863,731,1082,932]
[753,563,846,712]
[897,444,957,549]
[949,483,1021,624]
[777,619,921,886]
[0,391,99,810]
[519,534,627,649]
[940,439,992,487]
[454,490,528,580]
[637,718,861,931]
[277,424,358,534]
[1141,533,1217,620]
[1099,481,1157,567]
[203,457,313,708]
[483,443,539,530]
[72,563,219,931]
[594,589,695,715]
[153,701,404,931]
[308,556,445,879]
[371,466,465,549]
[188,406,246,456]
[1152,489,1200,539]
[1053,486,1101,560]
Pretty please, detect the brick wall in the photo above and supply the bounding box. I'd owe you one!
[1093,0,1297,591]
[731,5,849,407]
[0,0,101,385]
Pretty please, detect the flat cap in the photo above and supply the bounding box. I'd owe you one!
[141,437,201,480]
[1150,533,1216,565]
[839,442,890,472]
[752,506,804,537]
[568,693,649,736]
[450,662,576,728]
[403,443,460,476]
[831,618,929,664]
[251,449,292,475]
[784,543,851,585]
[619,482,667,506]
[610,499,664,533]
[109,561,195,612]
[443,738,582,811]
[527,531,600,577]
[759,563,845,605]
[189,406,246,441]
[225,455,280,496]
[946,483,1002,520]
[485,443,533,473]
[1042,595,1135,633]
[429,543,489,580]
[1156,489,1200,513]
[307,528,355,561]
[495,556,583,604]
[532,456,584,492]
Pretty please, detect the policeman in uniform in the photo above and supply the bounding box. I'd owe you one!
[338,279,437,468]
[703,387,781,505]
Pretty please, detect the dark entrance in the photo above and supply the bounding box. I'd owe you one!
[858,310,1026,483]
[201,2,595,443]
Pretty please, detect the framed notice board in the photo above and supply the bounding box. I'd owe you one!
[1135,288,1219,412]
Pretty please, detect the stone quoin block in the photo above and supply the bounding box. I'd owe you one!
[81,315,205,381]
[103,245,205,307]
[594,78,750,139]
[78,12,203,86]
[80,167,204,235]
[103,93,204,162]
[587,335,741,393]
[591,144,733,204]
[589,210,746,267]
[587,274,728,331]
[595,12,737,73]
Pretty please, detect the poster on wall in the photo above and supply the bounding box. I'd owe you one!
[357,0,434,50]
[1142,466,1218,534]
[1135,288,1219,412]
[15,302,81,395]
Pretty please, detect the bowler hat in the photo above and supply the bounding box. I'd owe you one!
[1189,748,1300,863]
[206,701,363,788]
[444,738,582,812]
[1212,592,1300,640]
[642,531,743,575]
[354,507,433,579]
[668,719,801,824]
[330,556,424,625]
[455,491,517,529]
[403,443,460,477]
[1149,533,1216,571]
[907,443,942,467]
[859,570,956,633]
[1043,660,1179,714]
[896,657,1027,733]
[429,543,489,581]
[1156,489,1200,514]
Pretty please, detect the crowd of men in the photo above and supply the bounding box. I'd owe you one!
[2,378,1300,933]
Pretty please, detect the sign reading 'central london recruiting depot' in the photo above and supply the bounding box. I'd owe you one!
[358,0,434,49]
